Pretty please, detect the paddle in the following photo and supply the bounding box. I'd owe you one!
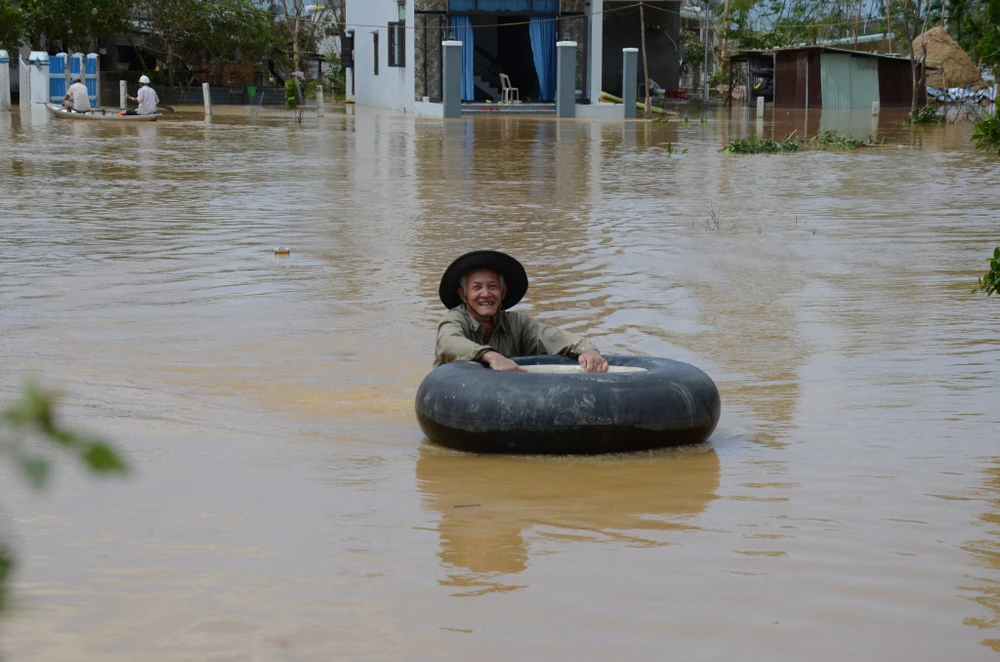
[157,103,176,113]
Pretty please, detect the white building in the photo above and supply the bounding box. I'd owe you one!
[345,0,681,115]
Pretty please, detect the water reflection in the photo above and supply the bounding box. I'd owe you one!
[963,459,1000,652]
[416,444,720,596]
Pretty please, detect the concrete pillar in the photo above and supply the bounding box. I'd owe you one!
[756,95,764,117]
[442,40,462,119]
[871,100,880,116]
[119,80,127,109]
[622,48,638,119]
[316,86,325,117]
[0,50,10,111]
[589,0,603,104]
[28,52,50,106]
[202,82,212,116]
[556,41,577,118]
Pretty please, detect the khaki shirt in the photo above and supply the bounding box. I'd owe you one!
[434,305,597,367]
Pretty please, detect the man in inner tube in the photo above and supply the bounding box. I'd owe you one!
[435,251,609,373]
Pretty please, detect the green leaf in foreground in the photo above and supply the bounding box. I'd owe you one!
[972,247,1000,296]
[82,442,128,474]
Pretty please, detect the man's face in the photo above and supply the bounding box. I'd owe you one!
[459,268,505,320]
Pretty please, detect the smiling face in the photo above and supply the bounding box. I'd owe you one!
[458,268,506,323]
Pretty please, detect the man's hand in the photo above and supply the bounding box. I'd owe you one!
[578,349,609,373]
[481,351,527,372]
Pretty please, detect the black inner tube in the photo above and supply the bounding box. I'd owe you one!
[416,355,721,455]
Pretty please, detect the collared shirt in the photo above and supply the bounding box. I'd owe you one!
[434,305,597,367]
[137,86,159,115]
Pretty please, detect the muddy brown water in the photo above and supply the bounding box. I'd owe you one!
[1,105,999,660]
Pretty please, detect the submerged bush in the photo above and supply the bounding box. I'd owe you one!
[807,130,867,150]
[721,130,870,154]
[972,247,1000,296]
[970,114,1000,156]
[721,134,800,153]
[904,105,944,124]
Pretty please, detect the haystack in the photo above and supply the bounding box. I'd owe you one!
[911,26,983,88]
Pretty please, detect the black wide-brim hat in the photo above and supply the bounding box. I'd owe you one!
[439,251,528,310]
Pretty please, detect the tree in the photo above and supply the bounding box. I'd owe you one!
[20,0,132,52]
[0,0,25,53]
[272,0,340,77]
[895,0,931,114]
[135,0,276,86]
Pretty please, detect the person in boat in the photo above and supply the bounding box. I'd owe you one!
[62,76,91,113]
[435,251,609,373]
[121,75,159,116]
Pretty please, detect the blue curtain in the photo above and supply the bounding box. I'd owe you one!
[529,17,556,101]
[450,16,474,102]
[477,0,530,9]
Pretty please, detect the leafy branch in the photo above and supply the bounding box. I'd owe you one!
[0,383,128,612]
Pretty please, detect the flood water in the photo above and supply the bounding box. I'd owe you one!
[1,104,999,660]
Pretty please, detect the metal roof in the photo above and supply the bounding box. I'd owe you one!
[726,46,916,63]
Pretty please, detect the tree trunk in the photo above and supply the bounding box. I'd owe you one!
[639,2,651,119]
[293,16,301,73]
[168,45,175,88]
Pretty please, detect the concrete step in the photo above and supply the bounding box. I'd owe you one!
[461,102,556,115]
[473,75,500,100]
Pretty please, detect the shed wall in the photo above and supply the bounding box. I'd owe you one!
[878,58,924,107]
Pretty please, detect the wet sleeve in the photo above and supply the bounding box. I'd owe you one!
[519,315,597,357]
[435,316,492,366]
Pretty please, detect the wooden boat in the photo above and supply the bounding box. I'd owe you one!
[45,104,160,121]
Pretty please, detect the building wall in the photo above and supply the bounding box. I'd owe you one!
[346,0,415,112]
[601,1,680,95]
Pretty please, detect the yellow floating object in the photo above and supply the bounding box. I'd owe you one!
[274,247,291,255]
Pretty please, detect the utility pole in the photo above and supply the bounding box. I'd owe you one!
[703,0,710,108]
[639,2,651,118]
[887,0,894,52]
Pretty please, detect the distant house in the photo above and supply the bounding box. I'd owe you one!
[727,46,925,109]
[345,0,682,113]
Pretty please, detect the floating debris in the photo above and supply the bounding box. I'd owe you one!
[274,246,291,256]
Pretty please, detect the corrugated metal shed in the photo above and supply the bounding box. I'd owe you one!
[727,46,920,108]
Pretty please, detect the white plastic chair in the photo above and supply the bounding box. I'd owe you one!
[500,73,520,104]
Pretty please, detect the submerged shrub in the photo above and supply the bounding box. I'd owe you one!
[972,247,1000,296]
[970,114,1000,156]
[721,134,800,153]
[904,105,944,124]
[721,130,869,154]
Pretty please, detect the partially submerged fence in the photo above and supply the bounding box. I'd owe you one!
[98,80,288,108]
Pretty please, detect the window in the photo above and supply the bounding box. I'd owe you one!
[388,21,406,67]
[373,31,379,75]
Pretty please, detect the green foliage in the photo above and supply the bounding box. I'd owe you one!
[722,130,872,153]
[0,0,25,52]
[1,383,128,612]
[807,130,866,149]
[682,31,704,66]
[664,142,690,156]
[970,113,1000,155]
[324,51,346,96]
[20,0,132,52]
[904,105,945,124]
[973,247,1000,296]
[137,0,276,85]
[285,78,317,109]
[722,134,801,153]
[2,383,128,489]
